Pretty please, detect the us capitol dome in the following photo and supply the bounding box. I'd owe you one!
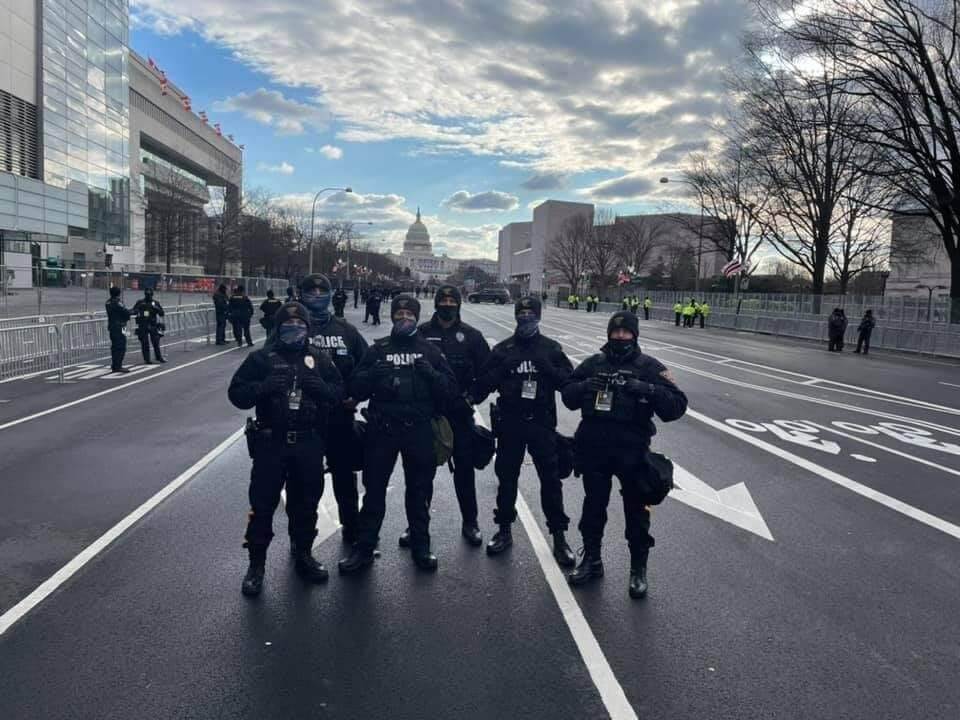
[403,207,433,258]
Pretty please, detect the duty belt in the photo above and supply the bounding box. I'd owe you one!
[256,427,319,445]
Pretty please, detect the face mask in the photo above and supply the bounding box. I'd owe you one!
[392,318,418,337]
[277,323,308,349]
[516,316,539,338]
[608,339,635,357]
[303,292,331,321]
[437,306,458,322]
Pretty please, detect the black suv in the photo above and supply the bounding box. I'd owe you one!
[467,287,511,304]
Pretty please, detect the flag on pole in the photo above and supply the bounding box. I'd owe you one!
[181,95,191,111]
[214,123,222,136]
[722,258,743,277]
[199,111,208,123]
[159,72,168,96]
[148,57,157,69]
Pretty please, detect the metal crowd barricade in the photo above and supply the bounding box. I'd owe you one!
[59,318,113,373]
[0,324,61,383]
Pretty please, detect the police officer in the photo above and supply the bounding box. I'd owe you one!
[105,286,131,373]
[229,285,254,346]
[367,287,383,325]
[297,274,368,544]
[353,285,360,309]
[229,302,345,596]
[213,284,229,345]
[132,288,165,364]
[699,301,710,328]
[561,311,687,599]
[338,295,457,574]
[474,295,576,567]
[405,284,490,547]
[643,296,652,320]
[673,301,683,327]
[259,290,283,334]
[332,286,348,318]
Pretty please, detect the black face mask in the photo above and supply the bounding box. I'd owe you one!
[437,306,458,322]
[608,339,635,357]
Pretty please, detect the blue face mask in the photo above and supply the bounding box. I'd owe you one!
[277,323,308,349]
[516,316,539,338]
[392,318,418,337]
[302,292,331,323]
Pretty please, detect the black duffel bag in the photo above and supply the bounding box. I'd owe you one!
[635,452,674,505]
[556,433,575,480]
[472,423,496,470]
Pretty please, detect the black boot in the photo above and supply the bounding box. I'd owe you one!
[486,525,513,555]
[293,548,329,584]
[552,531,576,568]
[629,566,648,599]
[461,523,483,547]
[338,545,375,575]
[241,547,266,597]
[568,547,604,586]
[398,528,411,548]
[412,548,438,572]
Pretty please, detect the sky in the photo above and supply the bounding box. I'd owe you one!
[130,0,749,260]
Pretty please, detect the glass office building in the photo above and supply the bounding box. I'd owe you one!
[40,0,130,245]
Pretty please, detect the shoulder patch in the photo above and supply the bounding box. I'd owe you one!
[659,368,677,384]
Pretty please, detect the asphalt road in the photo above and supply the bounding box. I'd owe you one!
[0,301,958,719]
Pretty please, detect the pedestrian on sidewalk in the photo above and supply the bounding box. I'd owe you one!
[827,308,848,351]
[855,309,875,355]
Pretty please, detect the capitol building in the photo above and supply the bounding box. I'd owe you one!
[386,207,498,283]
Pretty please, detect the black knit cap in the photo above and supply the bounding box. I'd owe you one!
[273,301,311,326]
[515,295,542,319]
[299,274,332,294]
[435,284,461,308]
[607,310,638,338]
[391,294,421,320]
[109,286,121,297]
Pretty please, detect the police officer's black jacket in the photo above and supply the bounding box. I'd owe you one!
[264,315,368,389]
[474,331,573,428]
[229,293,254,321]
[229,344,344,432]
[561,344,687,444]
[213,291,229,317]
[350,332,457,425]
[332,289,347,307]
[132,297,164,327]
[105,298,131,330]
[419,315,490,418]
[260,297,283,318]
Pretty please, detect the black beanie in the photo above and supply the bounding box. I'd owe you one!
[515,295,542,319]
[435,285,461,308]
[109,286,121,297]
[391,294,421,320]
[607,310,639,339]
[299,274,332,294]
[273,301,311,327]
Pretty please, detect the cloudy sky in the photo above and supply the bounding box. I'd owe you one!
[131,0,747,259]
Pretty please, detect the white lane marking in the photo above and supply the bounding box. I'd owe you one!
[800,379,820,386]
[0,346,242,432]
[940,381,960,389]
[280,485,342,549]
[672,466,774,541]
[804,422,960,478]
[687,409,960,541]
[101,365,157,379]
[851,454,877,463]
[0,427,245,637]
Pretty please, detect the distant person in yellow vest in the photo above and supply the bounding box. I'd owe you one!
[643,296,652,320]
[622,297,629,311]
[699,302,710,328]
[568,293,576,309]
[628,297,638,315]
[682,302,695,327]
[673,301,683,326]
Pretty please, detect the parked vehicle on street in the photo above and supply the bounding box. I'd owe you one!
[467,287,511,304]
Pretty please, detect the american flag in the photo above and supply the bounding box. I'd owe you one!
[214,123,222,136]
[159,72,168,96]
[617,270,631,286]
[181,95,191,111]
[199,111,208,123]
[722,258,745,277]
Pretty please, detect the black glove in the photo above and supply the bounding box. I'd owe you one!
[586,376,607,392]
[300,372,332,401]
[624,378,655,397]
[414,357,436,379]
[259,367,291,398]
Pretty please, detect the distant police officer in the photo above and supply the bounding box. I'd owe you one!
[332,287,348,318]
[213,284,230,345]
[105,286,131,373]
[699,301,710,328]
[353,285,360,309]
[643,296,652,320]
[561,311,687,598]
[259,290,283,334]
[228,302,345,596]
[229,285,255,346]
[474,295,576,567]
[673,301,683,327]
[339,295,457,574]
[132,288,165,364]
[408,284,491,547]
[297,274,369,543]
[366,288,383,326]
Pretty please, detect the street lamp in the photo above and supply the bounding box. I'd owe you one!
[308,187,353,275]
[917,283,947,325]
[660,176,705,294]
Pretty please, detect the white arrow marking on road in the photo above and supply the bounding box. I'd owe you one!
[671,465,774,541]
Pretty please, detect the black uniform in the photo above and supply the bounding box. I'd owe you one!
[348,300,457,558]
[353,286,359,309]
[132,292,165,363]
[419,297,491,529]
[105,291,131,371]
[474,299,573,536]
[259,296,283,334]
[228,306,344,558]
[213,289,229,345]
[229,291,254,346]
[561,317,687,569]
[856,312,875,355]
[332,289,347,318]
[365,291,382,325]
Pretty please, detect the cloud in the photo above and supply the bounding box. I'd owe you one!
[651,140,711,166]
[520,172,567,191]
[578,173,655,202]
[319,145,343,160]
[257,161,295,175]
[212,89,330,136]
[133,0,747,183]
[442,190,520,212]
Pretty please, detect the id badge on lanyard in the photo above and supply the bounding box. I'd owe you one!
[595,388,613,412]
[288,381,302,411]
[521,378,538,400]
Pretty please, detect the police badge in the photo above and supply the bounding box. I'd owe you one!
[456,331,465,343]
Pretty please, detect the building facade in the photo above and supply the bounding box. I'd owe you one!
[386,208,497,284]
[886,211,952,298]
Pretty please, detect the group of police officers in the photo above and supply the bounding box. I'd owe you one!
[226,274,687,601]
[105,287,168,371]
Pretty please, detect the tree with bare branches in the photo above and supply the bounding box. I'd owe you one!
[587,208,621,299]
[545,214,592,295]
